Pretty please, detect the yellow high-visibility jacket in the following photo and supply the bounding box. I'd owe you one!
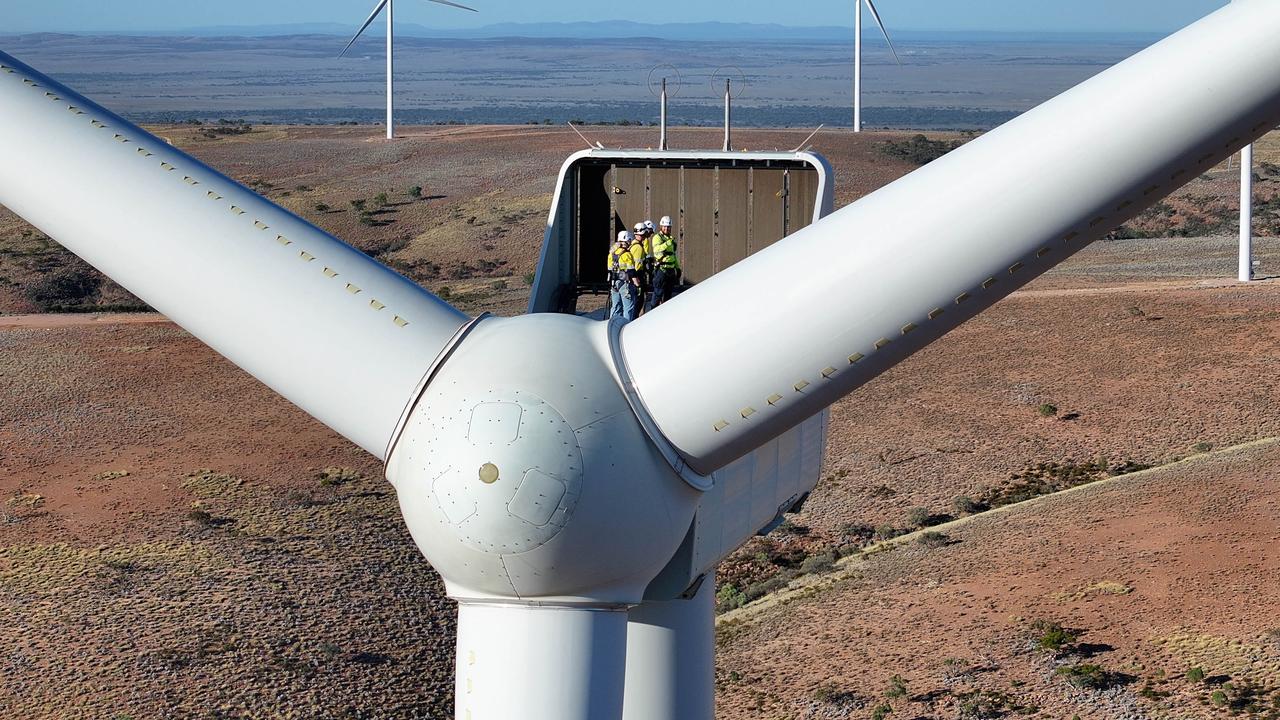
[651,232,680,270]
[607,244,642,278]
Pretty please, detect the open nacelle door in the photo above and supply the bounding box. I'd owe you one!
[530,149,835,315]
[530,148,836,598]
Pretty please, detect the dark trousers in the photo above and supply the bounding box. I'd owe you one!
[646,267,676,311]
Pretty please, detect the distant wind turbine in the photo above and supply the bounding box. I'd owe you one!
[854,0,900,132]
[339,0,478,140]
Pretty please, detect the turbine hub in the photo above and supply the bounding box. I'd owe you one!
[386,314,700,604]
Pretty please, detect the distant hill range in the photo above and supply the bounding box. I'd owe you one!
[3,22,1163,44]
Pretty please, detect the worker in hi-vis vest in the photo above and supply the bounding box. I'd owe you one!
[646,215,680,311]
[607,230,643,322]
[632,221,652,311]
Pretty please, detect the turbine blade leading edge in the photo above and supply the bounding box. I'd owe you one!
[863,0,901,66]
[619,0,1280,474]
[339,0,390,58]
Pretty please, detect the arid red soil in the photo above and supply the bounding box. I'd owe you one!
[3,126,1280,719]
[718,438,1280,719]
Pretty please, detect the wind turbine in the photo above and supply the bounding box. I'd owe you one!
[339,0,477,139]
[854,0,900,132]
[3,2,1280,718]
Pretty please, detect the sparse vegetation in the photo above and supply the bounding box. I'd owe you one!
[799,551,836,575]
[906,506,932,528]
[409,186,423,199]
[952,495,983,515]
[1054,663,1112,690]
[1037,403,1058,417]
[880,134,963,166]
[318,467,362,486]
[314,202,330,212]
[1033,620,1078,653]
[24,263,102,310]
[977,459,1151,510]
[956,689,1038,718]
[918,531,951,548]
[186,508,216,526]
[1186,666,1206,683]
[884,674,908,699]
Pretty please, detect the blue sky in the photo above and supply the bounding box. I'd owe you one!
[2,0,1228,34]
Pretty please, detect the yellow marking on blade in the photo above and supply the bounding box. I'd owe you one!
[369,299,386,311]
[874,338,891,350]
[767,394,783,406]
[955,292,971,304]
[901,323,917,335]
[794,380,810,392]
[821,367,837,378]
[206,191,222,200]
[740,407,756,419]
[848,352,864,364]
[928,308,945,320]
[323,268,338,278]
[254,221,269,230]
[982,277,997,289]
[346,284,361,294]
[275,235,292,246]
[299,251,315,262]
[713,420,729,432]
[393,316,409,327]
[1009,262,1024,274]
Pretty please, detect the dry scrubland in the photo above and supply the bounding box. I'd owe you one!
[3,126,1280,719]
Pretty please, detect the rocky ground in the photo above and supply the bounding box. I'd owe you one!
[3,125,1280,719]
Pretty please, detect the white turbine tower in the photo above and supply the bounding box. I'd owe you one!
[3,2,1280,718]
[854,0,900,132]
[339,0,477,139]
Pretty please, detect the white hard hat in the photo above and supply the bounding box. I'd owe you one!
[633,222,646,233]
[617,230,633,243]
[660,216,672,227]
[644,220,656,232]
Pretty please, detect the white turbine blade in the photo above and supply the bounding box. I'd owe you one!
[339,0,389,57]
[424,0,478,12]
[0,51,470,460]
[863,0,901,66]
[621,0,1280,474]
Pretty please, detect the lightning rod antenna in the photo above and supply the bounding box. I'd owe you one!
[660,78,669,151]
[723,79,732,152]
